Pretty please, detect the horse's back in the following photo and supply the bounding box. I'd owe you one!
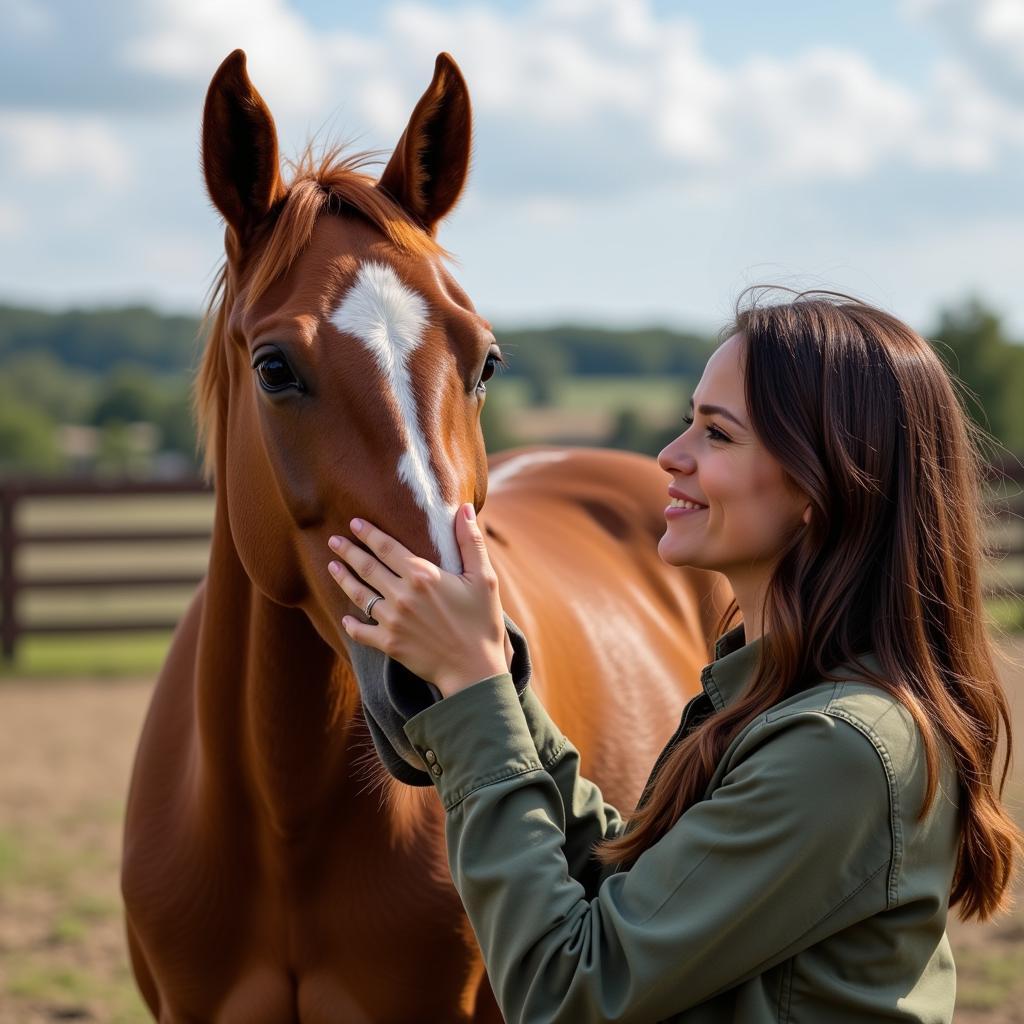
[482,445,730,809]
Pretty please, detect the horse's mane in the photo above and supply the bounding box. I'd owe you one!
[193,143,449,483]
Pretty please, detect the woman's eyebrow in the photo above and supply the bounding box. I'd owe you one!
[687,396,747,430]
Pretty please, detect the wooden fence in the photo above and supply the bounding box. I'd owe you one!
[978,457,1024,601]
[1,461,1022,662]
[0,477,213,661]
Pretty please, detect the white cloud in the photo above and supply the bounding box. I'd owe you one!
[4,0,1022,196]
[516,195,580,226]
[312,0,1024,194]
[910,59,1024,168]
[0,113,132,187]
[0,0,1022,331]
[907,0,1024,103]
[121,0,328,116]
[717,50,921,180]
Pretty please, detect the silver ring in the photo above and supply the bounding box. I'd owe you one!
[363,594,383,623]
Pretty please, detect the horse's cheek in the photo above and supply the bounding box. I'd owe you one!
[226,394,308,605]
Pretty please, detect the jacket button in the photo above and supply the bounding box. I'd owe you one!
[431,764,443,777]
[424,749,437,765]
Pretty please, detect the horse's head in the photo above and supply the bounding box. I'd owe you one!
[197,50,528,784]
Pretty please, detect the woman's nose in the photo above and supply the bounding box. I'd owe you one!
[657,433,696,474]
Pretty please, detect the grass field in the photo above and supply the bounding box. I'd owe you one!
[1,634,175,678]
[0,640,1022,1022]
[3,477,1023,1018]
[491,374,693,420]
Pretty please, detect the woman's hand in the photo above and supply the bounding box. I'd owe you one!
[327,503,509,698]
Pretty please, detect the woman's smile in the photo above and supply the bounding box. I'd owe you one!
[665,502,708,519]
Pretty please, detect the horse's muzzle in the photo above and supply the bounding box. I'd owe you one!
[344,612,534,785]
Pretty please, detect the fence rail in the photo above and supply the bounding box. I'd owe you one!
[2,460,1023,661]
[0,477,213,660]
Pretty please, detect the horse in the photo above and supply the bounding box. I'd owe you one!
[121,48,732,1023]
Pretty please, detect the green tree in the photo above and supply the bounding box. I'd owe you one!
[152,382,199,459]
[929,298,1021,451]
[480,387,523,454]
[600,410,683,458]
[0,398,64,474]
[604,408,652,454]
[0,303,200,374]
[94,422,154,477]
[90,365,162,427]
[998,344,1024,454]
[0,351,97,424]
[512,345,570,407]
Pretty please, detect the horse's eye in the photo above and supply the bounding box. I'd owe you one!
[477,349,507,391]
[254,352,300,393]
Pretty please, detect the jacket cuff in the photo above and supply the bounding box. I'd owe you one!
[402,673,543,810]
[518,686,569,767]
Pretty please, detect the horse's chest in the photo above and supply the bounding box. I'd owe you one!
[125,815,481,1022]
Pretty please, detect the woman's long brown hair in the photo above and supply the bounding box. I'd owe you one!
[596,289,1022,922]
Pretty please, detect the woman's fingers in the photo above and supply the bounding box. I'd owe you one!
[328,559,382,614]
[347,518,419,576]
[327,532,400,595]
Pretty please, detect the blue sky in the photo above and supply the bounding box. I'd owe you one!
[1,0,1022,335]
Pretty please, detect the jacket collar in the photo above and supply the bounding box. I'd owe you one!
[703,622,762,711]
[703,622,883,712]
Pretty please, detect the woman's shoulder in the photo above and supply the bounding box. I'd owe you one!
[745,653,957,820]
[715,650,960,914]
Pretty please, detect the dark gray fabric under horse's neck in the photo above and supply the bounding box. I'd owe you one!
[346,612,533,785]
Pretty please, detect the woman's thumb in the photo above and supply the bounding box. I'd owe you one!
[457,502,490,573]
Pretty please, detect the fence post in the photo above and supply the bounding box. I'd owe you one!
[0,482,17,662]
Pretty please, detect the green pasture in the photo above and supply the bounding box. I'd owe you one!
[0,825,150,1023]
[5,604,1020,680]
[3,633,175,678]
[6,597,1023,681]
[496,374,690,420]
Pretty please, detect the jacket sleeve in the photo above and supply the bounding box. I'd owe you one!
[403,674,894,1024]
[517,685,626,895]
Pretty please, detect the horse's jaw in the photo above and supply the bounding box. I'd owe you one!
[343,611,535,786]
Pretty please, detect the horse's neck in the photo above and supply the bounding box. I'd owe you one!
[193,497,411,837]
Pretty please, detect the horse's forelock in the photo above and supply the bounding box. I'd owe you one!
[193,142,452,484]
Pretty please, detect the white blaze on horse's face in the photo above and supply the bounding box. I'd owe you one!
[330,260,462,575]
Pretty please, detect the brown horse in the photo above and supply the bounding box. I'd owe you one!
[121,49,731,1023]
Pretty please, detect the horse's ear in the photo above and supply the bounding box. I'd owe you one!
[377,53,472,235]
[202,49,285,245]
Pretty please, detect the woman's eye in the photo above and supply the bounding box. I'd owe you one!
[681,414,729,442]
[254,352,301,393]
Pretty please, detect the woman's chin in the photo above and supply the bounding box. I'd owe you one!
[657,537,701,569]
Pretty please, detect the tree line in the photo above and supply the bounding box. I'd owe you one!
[0,298,1021,477]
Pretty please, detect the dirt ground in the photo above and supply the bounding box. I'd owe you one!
[1,642,1023,1023]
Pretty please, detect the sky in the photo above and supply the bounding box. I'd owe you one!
[1,0,1023,336]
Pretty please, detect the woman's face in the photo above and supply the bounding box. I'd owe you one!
[656,332,810,582]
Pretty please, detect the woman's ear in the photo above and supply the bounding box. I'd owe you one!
[802,504,812,526]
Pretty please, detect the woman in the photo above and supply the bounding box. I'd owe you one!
[326,291,1021,1023]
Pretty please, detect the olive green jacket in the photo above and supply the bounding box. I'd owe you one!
[403,624,961,1023]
